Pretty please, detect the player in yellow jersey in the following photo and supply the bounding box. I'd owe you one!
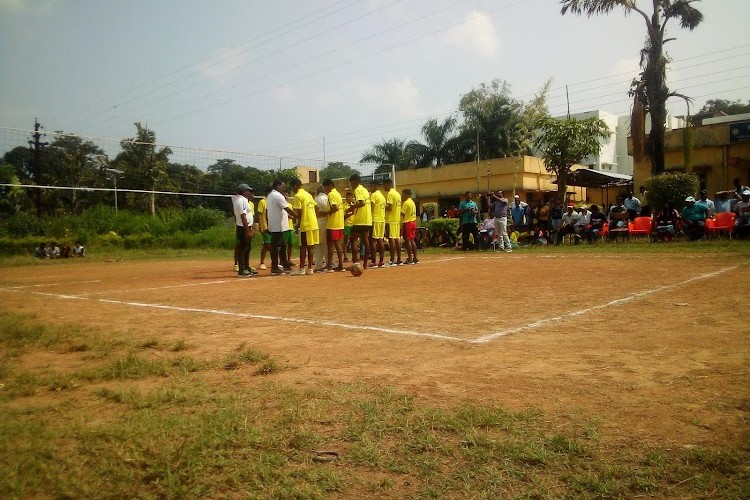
[347,174,372,268]
[343,189,354,263]
[401,188,419,264]
[289,178,318,276]
[383,177,402,266]
[256,187,271,270]
[322,178,345,271]
[368,179,387,268]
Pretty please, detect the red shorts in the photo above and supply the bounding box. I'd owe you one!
[403,221,417,240]
[327,229,343,241]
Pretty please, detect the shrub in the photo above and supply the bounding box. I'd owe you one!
[423,217,459,246]
[644,173,700,211]
[4,212,48,237]
[179,207,227,233]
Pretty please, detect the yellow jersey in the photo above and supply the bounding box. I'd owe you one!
[370,189,386,223]
[385,188,401,223]
[402,197,416,223]
[256,197,267,232]
[292,188,319,232]
[326,188,344,230]
[352,184,372,225]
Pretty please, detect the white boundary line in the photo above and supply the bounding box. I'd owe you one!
[0,264,737,345]
[470,266,738,343]
[78,280,230,296]
[0,279,101,290]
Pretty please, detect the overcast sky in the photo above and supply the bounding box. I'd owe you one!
[1,0,748,169]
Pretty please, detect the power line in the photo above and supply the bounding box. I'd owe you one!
[51,0,367,127]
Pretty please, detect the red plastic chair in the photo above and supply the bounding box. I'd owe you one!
[628,216,654,241]
[708,212,736,239]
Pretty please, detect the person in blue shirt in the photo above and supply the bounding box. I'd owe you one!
[681,196,708,241]
[458,191,481,251]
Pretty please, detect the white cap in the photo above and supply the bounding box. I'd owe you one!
[743,189,750,196]
[514,194,520,199]
[685,196,696,202]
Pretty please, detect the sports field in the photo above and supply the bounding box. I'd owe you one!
[1,248,749,497]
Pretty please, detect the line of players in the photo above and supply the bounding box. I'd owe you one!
[233,174,419,277]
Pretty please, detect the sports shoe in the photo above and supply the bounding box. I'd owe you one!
[289,269,306,276]
[271,268,287,276]
[233,264,239,272]
[238,270,252,277]
[504,248,512,253]
[404,258,413,265]
[333,265,345,272]
[305,268,315,275]
[250,267,258,274]
[377,262,385,268]
[259,263,267,270]
[397,260,404,266]
[413,258,419,264]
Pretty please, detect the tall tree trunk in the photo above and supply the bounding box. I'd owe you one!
[646,6,667,174]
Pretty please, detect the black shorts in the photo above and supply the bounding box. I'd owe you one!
[352,225,371,235]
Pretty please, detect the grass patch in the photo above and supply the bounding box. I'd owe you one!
[0,300,748,498]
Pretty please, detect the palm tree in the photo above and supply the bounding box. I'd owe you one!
[560,0,704,174]
[361,138,411,172]
[408,116,458,167]
[118,123,172,214]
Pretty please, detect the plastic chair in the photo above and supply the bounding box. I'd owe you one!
[708,212,736,239]
[628,216,654,241]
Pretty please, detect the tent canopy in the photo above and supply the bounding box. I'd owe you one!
[554,169,633,188]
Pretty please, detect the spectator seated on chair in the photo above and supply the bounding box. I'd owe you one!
[587,205,607,243]
[734,189,750,238]
[655,202,680,242]
[681,196,708,241]
[715,190,736,214]
[555,205,579,245]
[574,205,590,244]
[623,191,642,220]
[479,215,495,247]
[608,197,629,240]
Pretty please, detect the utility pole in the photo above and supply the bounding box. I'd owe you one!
[28,118,48,218]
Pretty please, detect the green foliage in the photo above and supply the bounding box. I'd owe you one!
[319,162,360,181]
[644,173,700,211]
[534,116,610,201]
[4,212,48,237]
[424,217,459,246]
[174,207,227,233]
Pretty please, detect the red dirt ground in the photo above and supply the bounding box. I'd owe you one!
[1,252,748,450]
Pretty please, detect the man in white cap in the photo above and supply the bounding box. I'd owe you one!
[680,195,708,241]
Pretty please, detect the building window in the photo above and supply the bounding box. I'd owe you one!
[309,171,318,183]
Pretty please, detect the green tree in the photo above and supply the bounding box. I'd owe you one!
[117,123,172,215]
[0,163,27,214]
[561,0,704,175]
[2,146,35,182]
[361,138,411,171]
[534,116,610,202]
[319,162,360,180]
[46,134,106,213]
[458,79,523,160]
[164,162,206,208]
[407,116,459,167]
[692,98,750,125]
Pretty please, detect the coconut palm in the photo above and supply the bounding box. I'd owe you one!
[560,0,704,174]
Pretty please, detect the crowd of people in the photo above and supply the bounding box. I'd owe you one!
[454,177,750,249]
[33,241,85,259]
[231,175,420,277]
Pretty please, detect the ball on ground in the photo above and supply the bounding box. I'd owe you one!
[350,263,364,276]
